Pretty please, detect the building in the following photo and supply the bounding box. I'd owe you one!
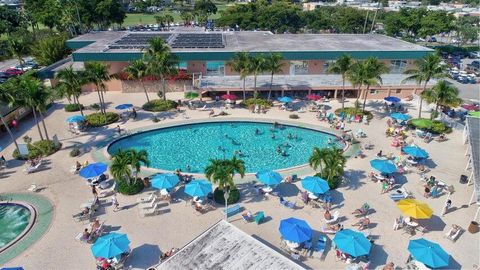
[62,31,434,99]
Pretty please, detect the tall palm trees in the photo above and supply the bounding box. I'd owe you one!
[110,149,150,185]
[84,62,110,115]
[0,81,20,152]
[144,37,178,101]
[264,53,284,101]
[422,80,462,119]
[247,54,266,96]
[205,157,245,192]
[327,54,354,110]
[309,147,346,189]
[403,53,446,118]
[309,147,330,172]
[229,52,250,101]
[359,57,389,112]
[124,60,150,102]
[128,149,150,179]
[56,66,85,116]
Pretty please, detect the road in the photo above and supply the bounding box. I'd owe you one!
[446,78,479,102]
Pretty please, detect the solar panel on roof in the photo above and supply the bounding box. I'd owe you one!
[108,33,171,50]
[171,33,224,49]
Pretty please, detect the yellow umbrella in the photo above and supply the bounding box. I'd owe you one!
[397,199,433,219]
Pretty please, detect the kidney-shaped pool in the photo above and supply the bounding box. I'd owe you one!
[108,121,344,173]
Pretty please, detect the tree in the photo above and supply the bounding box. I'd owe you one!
[346,61,365,104]
[180,11,195,25]
[0,81,20,153]
[422,80,462,119]
[84,61,111,116]
[327,54,354,109]
[229,52,250,101]
[6,33,31,65]
[194,0,217,24]
[55,66,85,116]
[320,148,346,189]
[264,53,284,101]
[205,157,245,191]
[358,57,389,112]
[456,17,479,45]
[23,0,62,30]
[124,60,150,102]
[403,53,445,118]
[32,34,70,66]
[418,10,455,38]
[154,15,165,28]
[127,149,150,179]
[110,149,133,184]
[0,6,23,36]
[164,14,174,30]
[309,147,330,172]
[94,0,126,29]
[144,37,178,101]
[247,54,266,96]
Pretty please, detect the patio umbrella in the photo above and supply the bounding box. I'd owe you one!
[255,170,282,186]
[397,199,433,219]
[151,173,179,190]
[279,217,312,243]
[408,238,450,268]
[91,233,130,259]
[115,104,133,110]
[370,159,397,174]
[390,113,411,122]
[306,94,321,101]
[411,118,433,130]
[221,94,237,100]
[278,96,293,103]
[333,229,372,257]
[66,115,85,123]
[384,96,401,103]
[301,176,330,194]
[184,92,199,99]
[184,179,212,197]
[403,146,429,159]
[79,162,108,179]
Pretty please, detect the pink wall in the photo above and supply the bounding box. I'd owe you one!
[187,61,206,75]
[308,60,323,74]
[105,61,129,75]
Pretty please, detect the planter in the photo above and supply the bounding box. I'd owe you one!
[468,221,479,234]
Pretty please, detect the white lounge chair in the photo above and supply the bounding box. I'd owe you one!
[140,203,160,217]
[137,192,156,204]
[24,160,42,174]
[27,184,38,192]
[444,225,462,242]
[139,199,156,209]
[99,182,116,198]
[324,211,340,224]
[199,105,209,111]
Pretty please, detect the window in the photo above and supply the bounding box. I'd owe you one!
[390,60,407,74]
[370,89,377,94]
[395,89,402,94]
[177,61,188,70]
[290,61,308,75]
[206,61,225,76]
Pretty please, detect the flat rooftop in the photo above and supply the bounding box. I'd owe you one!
[157,220,304,270]
[68,31,432,54]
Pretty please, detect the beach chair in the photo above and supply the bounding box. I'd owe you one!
[389,191,406,201]
[444,224,462,242]
[320,225,337,235]
[24,160,42,174]
[352,203,370,217]
[356,129,366,138]
[362,115,369,125]
[254,211,265,224]
[223,204,242,217]
[313,235,327,259]
[137,193,156,204]
[140,203,160,217]
[324,211,340,224]
[279,197,295,209]
[27,184,38,192]
[354,115,361,123]
[199,105,209,111]
[139,199,156,209]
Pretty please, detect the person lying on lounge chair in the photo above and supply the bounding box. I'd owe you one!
[352,217,370,230]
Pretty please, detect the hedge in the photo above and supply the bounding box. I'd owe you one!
[142,99,178,112]
[64,104,84,112]
[117,179,144,195]
[409,118,452,134]
[213,187,240,205]
[240,98,272,109]
[13,140,61,160]
[86,112,119,127]
[335,107,374,120]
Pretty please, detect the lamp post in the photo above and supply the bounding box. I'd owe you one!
[224,187,230,221]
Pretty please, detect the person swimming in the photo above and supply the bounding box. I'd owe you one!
[283,142,290,147]
[276,146,282,153]
[327,138,333,145]
[281,151,287,156]
[186,165,191,172]
[287,133,293,139]
[255,128,260,135]
[271,134,276,139]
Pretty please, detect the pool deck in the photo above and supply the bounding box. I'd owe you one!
[0,91,478,269]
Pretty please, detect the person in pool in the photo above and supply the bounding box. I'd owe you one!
[287,133,293,139]
[281,151,287,157]
[327,138,333,145]
[255,128,260,135]
[276,146,282,153]
[271,134,276,139]
[186,165,191,172]
[283,142,290,147]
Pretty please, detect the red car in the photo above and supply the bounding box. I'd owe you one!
[4,68,24,76]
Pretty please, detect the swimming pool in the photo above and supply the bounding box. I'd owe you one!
[0,203,32,250]
[108,121,344,173]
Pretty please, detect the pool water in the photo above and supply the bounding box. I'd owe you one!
[108,121,344,173]
[0,204,31,249]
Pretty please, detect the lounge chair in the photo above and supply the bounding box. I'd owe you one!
[352,203,370,217]
[320,225,337,235]
[199,105,209,111]
[254,211,265,224]
[140,203,160,217]
[312,235,327,259]
[444,224,462,242]
[279,197,295,209]
[99,182,116,198]
[324,211,340,224]
[24,160,42,174]
[139,199,156,209]
[137,193,156,204]
[27,184,38,192]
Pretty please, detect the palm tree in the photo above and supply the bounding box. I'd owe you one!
[229,52,250,101]
[124,60,150,102]
[144,38,178,101]
[264,53,284,101]
[327,54,354,109]
[309,147,330,172]
[346,61,364,104]
[205,159,233,191]
[7,37,29,65]
[403,53,446,118]
[0,81,20,153]
[359,57,389,112]
[56,66,85,116]
[164,14,174,30]
[154,15,165,28]
[227,155,246,180]
[247,54,266,96]
[84,62,110,115]
[422,80,462,119]
[35,86,53,142]
[110,149,133,184]
[321,148,346,188]
[127,149,150,178]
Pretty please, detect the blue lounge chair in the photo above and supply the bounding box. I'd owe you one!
[255,211,265,224]
[279,197,295,209]
[223,204,241,217]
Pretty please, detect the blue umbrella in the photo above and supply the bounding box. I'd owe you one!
[279,217,312,243]
[370,159,397,174]
[333,229,372,257]
[79,162,108,179]
[256,170,282,186]
[184,180,212,197]
[403,146,429,159]
[408,238,450,268]
[151,173,179,190]
[115,104,133,110]
[91,233,130,259]
[390,112,411,122]
[301,176,330,194]
[1,268,24,270]
[66,115,85,123]
[278,96,293,103]
[384,96,401,103]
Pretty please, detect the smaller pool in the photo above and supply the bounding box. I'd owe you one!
[0,203,32,250]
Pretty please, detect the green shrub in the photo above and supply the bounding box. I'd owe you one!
[409,118,452,134]
[86,112,119,127]
[240,98,273,109]
[12,140,61,160]
[64,104,84,112]
[315,172,342,189]
[90,103,100,111]
[213,187,240,205]
[289,114,299,119]
[70,146,80,157]
[117,179,144,195]
[142,99,178,112]
[335,107,374,120]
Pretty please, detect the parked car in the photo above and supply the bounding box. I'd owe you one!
[471,60,480,69]
[427,37,437,42]
[4,68,24,76]
[468,52,480,59]
[0,71,10,79]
